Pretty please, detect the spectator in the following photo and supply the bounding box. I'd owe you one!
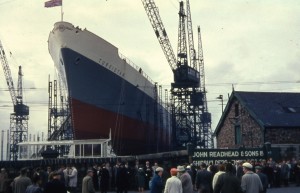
[92,164,99,191]
[11,167,32,193]
[150,167,164,193]
[213,162,242,193]
[212,164,225,190]
[67,165,78,193]
[280,160,290,187]
[255,166,268,193]
[177,165,193,193]
[295,161,300,186]
[0,168,8,193]
[99,164,110,193]
[44,171,67,193]
[82,169,95,193]
[241,162,263,193]
[164,168,182,193]
[25,173,42,193]
[195,163,212,193]
[144,161,153,190]
[136,168,145,193]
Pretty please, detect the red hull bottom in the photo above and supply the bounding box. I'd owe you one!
[71,99,169,155]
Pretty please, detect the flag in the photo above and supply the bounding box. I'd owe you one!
[45,0,62,8]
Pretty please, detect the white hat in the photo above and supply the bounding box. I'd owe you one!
[177,165,185,172]
[155,167,163,172]
[242,162,253,169]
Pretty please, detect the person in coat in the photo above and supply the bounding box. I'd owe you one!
[99,164,110,193]
[136,168,146,192]
[255,166,268,193]
[11,168,32,193]
[67,166,78,193]
[0,168,8,193]
[150,167,164,193]
[164,168,182,193]
[214,162,242,193]
[116,163,129,193]
[241,162,263,193]
[195,163,213,193]
[25,173,43,193]
[177,166,193,193]
[44,171,67,193]
[82,169,95,193]
[212,164,225,190]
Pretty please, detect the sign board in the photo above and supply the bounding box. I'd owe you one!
[192,148,266,165]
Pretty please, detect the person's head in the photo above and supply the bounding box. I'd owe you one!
[177,165,185,174]
[218,164,225,172]
[225,163,234,173]
[255,165,262,173]
[20,167,28,176]
[242,162,253,173]
[51,171,61,180]
[170,168,177,176]
[146,161,150,166]
[1,168,6,173]
[155,167,163,176]
[86,169,94,177]
[200,162,207,170]
[32,173,42,185]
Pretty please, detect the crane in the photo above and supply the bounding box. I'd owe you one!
[142,0,213,149]
[0,40,29,160]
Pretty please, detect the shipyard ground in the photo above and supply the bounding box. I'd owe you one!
[103,185,300,193]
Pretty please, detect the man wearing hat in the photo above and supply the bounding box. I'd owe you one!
[164,168,182,193]
[82,169,95,193]
[177,165,193,193]
[241,162,263,193]
[150,167,164,193]
[255,166,268,193]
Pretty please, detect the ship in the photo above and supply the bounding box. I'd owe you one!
[48,21,172,155]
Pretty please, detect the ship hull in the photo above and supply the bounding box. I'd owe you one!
[48,22,171,155]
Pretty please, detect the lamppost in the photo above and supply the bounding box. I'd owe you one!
[264,142,272,160]
[216,95,224,113]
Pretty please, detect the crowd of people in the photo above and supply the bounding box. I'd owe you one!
[0,158,299,193]
[149,158,300,193]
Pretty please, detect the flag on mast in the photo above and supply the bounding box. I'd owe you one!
[45,0,62,8]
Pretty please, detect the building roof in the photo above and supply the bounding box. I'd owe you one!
[214,91,300,135]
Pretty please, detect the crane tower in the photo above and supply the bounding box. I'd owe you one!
[142,0,213,149]
[0,40,29,160]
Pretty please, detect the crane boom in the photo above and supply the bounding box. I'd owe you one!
[141,0,177,71]
[186,0,197,70]
[0,40,17,106]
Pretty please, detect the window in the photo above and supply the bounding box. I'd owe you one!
[235,104,239,117]
[235,125,241,145]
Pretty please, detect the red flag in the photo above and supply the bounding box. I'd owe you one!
[45,0,62,8]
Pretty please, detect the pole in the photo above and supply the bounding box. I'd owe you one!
[61,1,64,21]
[6,130,9,160]
[1,130,3,161]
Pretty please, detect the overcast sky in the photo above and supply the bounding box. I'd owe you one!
[0,0,299,146]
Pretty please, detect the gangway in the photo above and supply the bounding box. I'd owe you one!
[17,138,114,160]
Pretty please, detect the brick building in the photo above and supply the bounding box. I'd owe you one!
[214,91,300,160]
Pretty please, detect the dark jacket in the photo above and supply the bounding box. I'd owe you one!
[214,172,242,193]
[44,179,67,193]
[150,174,163,193]
[25,184,42,193]
[195,169,213,192]
[257,172,268,191]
